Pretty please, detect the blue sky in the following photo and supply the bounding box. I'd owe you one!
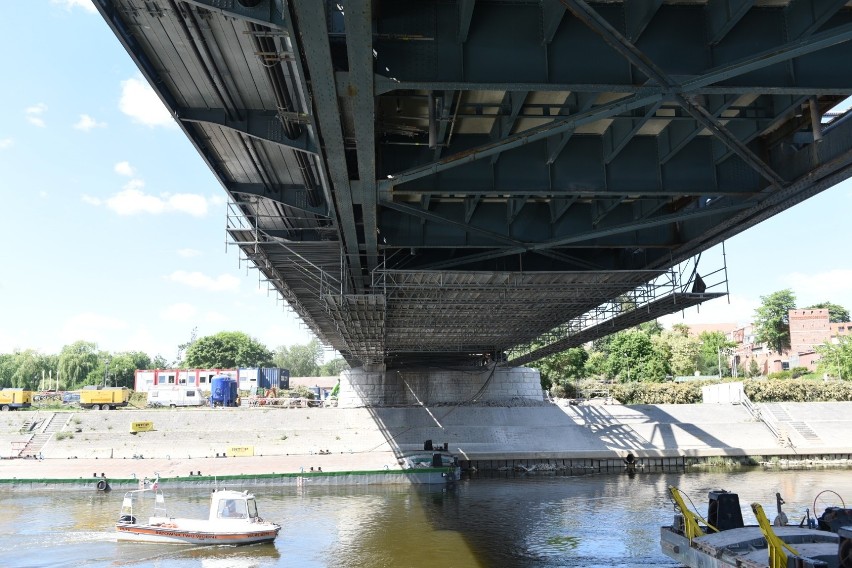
[1,1,851,361]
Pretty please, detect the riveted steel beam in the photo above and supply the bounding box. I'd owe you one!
[784,0,849,41]
[541,0,566,44]
[603,102,662,164]
[459,0,476,43]
[490,91,529,165]
[180,0,287,28]
[624,0,663,42]
[546,91,596,165]
[379,92,661,191]
[176,107,317,154]
[229,182,330,216]
[289,0,365,291]
[345,0,379,273]
[561,0,786,187]
[380,199,529,249]
[682,21,852,91]
[706,0,755,45]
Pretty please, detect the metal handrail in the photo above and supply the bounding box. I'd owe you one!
[741,395,790,446]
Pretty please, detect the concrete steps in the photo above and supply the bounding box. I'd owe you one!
[19,413,63,458]
[761,403,823,446]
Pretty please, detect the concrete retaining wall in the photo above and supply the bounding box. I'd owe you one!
[2,401,852,482]
[338,366,543,408]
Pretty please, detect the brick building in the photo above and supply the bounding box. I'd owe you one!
[728,309,852,375]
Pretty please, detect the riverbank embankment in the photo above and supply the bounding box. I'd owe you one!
[1,401,851,488]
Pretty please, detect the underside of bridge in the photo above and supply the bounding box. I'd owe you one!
[96,0,852,369]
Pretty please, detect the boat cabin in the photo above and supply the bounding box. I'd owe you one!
[209,490,261,521]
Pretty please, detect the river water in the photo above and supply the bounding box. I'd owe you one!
[2,468,851,568]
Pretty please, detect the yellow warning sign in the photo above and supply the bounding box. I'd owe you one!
[130,421,154,432]
[227,446,255,457]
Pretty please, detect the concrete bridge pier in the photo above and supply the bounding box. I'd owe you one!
[337,366,544,408]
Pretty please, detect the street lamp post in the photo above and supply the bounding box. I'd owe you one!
[717,347,723,378]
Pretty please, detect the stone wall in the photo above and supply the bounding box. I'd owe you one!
[337,366,543,408]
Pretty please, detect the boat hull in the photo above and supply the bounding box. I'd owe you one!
[116,523,280,545]
[660,525,839,568]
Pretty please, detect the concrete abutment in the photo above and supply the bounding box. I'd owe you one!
[337,365,544,408]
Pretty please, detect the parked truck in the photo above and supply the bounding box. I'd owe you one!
[79,386,131,410]
[0,388,33,411]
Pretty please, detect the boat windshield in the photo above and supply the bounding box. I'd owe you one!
[218,499,248,519]
[247,499,258,518]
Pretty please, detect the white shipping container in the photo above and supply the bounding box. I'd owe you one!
[238,368,260,393]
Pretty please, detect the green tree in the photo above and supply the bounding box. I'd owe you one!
[536,347,589,390]
[753,289,796,354]
[108,351,152,388]
[583,351,607,379]
[184,331,273,368]
[804,301,850,323]
[748,358,761,378]
[3,350,55,389]
[0,354,14,389]
[58,341,99,389]
[697,331,736,376]
[638,320,664,336]
[319,357,349,376]
[816,336,852,380]
[659,328,700,377]
[603,330,659,382]
[273,339,324,377]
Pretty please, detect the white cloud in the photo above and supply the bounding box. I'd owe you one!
[168,193,209,217]
[58,312,128,346]
[257,322,315,350]
[25,103,47,127]
[177,248,202,258]
[0,138,12,149]
[81,194,102,206]
[73,114,107,131]
[782,269,852,306]
[114,161,135,177]
[119,76,174,128]
[121,327,166,358]
[167,270,241,292]
[50,0,96,13]
[101,178,210,217]
[106,181,166,215]
[161,303,198,322]
[204,311,228,324]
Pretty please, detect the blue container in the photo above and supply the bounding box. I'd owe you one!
[210,376,238,407]
[260,368,290,390]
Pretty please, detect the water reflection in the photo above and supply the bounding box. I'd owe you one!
[1,468,851,567]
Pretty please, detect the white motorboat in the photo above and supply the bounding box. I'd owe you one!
[400,449,461,485]
[115,482,280,545]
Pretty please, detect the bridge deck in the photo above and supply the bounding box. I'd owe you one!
[95,0,852,366]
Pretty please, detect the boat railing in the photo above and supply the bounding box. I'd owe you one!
[119,487,168,523]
